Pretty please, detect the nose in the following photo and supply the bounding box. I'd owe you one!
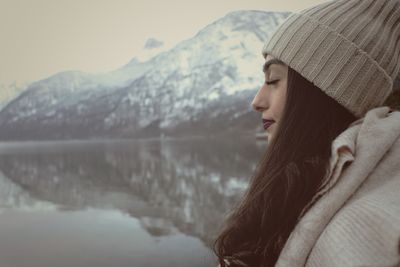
[251,84,268,112]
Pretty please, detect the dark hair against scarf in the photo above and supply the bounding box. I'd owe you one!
[213,66,357,266]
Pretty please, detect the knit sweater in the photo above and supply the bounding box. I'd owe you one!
[276,106,400,267]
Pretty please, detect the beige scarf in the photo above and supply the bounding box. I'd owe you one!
[276,106,400,267]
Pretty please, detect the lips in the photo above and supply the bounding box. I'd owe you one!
[262,119,275,130]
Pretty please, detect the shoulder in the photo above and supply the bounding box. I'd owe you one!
[305,109,400,266]
[307,170,400,267]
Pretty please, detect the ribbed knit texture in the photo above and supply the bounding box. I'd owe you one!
[275,107,400,266]
[262,0,400,118]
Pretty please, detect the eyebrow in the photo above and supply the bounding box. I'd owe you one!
[263,58,285,74]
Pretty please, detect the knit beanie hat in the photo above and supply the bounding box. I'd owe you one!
[262,0,400,118]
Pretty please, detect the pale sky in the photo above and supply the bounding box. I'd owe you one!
[0,0,328,86]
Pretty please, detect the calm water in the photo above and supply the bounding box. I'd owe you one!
[0,136,266,267]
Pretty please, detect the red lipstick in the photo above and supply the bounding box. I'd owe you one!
[263,119,275,130]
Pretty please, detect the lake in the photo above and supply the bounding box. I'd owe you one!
[0,136,266,267]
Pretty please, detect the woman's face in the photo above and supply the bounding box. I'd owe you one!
[251,54,288,142]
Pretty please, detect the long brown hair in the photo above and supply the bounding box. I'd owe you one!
[213,66,357,266]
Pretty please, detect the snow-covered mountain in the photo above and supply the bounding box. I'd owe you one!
[136,37,167,62]
[0,80,30,110]
[0,10,290,141]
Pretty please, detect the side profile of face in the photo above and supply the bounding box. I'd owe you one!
[251,54,288,142]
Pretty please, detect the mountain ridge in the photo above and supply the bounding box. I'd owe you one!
[0,10,291,141]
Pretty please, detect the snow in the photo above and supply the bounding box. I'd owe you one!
[208,91,219,100]
[0,10,291,138]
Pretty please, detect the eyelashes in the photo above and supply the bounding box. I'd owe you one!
[265,79,279,85]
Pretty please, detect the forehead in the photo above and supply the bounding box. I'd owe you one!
[263,55,287,74]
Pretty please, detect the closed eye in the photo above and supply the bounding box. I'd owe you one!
[265,79,279,85]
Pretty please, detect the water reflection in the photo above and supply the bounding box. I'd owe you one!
[0,137,266,267]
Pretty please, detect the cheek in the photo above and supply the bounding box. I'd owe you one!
[276,87,287,118]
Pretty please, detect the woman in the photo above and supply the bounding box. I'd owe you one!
[214,0,400,266]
